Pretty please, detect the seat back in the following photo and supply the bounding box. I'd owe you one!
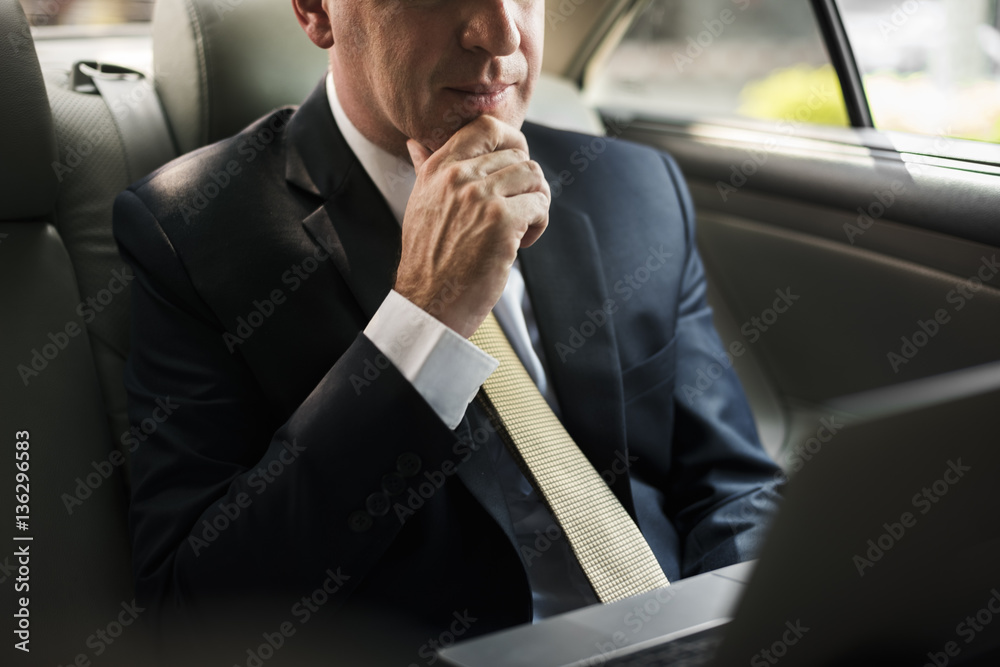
[152,0,329,154]
[0,0,140,662]
[42,64,168,485]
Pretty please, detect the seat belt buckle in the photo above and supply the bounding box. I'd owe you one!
[71,61,145,94]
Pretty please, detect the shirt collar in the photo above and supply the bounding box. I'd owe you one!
[325,72,416,225]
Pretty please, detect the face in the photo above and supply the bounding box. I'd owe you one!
[321,0,544,157]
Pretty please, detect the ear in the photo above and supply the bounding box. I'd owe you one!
[292,0,334,49]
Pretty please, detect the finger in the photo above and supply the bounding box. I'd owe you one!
[407,139,434,173]
[483,159,548,198]
[502,191,550,248]
[458,148,533,181]
[440,115,529,163]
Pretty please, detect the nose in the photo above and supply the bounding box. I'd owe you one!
[460,0,520,57]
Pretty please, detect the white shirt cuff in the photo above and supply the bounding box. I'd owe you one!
[363,290,498,430]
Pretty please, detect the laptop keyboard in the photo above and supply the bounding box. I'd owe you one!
[600,626,724,667]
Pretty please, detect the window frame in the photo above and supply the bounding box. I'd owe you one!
[577,0,1000,168]
[810,0,873,128]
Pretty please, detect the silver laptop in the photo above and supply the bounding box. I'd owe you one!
[438,361,1000,667]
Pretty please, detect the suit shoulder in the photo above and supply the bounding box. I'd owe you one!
[522,121,685,197]
[523,121,674,166]
[123,107,297,225]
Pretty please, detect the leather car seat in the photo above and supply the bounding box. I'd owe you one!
[0,0,141,662]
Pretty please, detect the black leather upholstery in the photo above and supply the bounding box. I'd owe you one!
[0,0,57,220]
[0,1,140,662]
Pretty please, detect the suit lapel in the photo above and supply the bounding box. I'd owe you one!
[300,171,401,321]
[518,196,636,519]
[287,81,401,320]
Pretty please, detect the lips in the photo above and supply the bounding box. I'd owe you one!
[449,83,513,95]
[445,83,515,113]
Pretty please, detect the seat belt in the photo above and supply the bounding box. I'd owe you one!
[72,61,177,180]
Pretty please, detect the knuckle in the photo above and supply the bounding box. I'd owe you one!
[460,180,486,206]
[482,198,506,223]
[511,148,530,163]
[443,163,466,187]
[536,193,551,213]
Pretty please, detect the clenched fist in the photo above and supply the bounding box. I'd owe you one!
[394,115,550,338]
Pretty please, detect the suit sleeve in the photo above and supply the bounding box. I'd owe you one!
[113,189,474,616]
[656,154,786,577]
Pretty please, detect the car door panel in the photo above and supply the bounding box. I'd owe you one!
[614,122,1000,459]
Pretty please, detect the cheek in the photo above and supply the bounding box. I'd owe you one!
[522,11,545,70]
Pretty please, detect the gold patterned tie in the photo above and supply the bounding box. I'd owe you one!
[469,313,670,603]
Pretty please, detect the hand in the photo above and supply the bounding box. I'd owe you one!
[394,115,550,338]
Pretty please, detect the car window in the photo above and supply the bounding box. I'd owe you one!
[585,0,849,128]
[836,0,1000,144]
[17,0,153,25]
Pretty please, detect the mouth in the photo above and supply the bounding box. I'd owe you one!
[445,83,515,113]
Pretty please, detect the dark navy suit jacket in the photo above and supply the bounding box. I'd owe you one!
[113,78,782,642]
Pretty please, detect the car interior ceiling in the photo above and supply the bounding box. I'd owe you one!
[2,0,998,663]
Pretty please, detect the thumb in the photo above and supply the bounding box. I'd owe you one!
[406,139,433,172]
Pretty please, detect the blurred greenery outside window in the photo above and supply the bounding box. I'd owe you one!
[837,0,1000,144]
[586,0,850,130]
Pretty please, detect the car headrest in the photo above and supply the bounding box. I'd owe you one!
[152,0,329,155]
[0,0,58,221]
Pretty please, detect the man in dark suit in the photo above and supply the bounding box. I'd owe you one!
[113,0,782,655]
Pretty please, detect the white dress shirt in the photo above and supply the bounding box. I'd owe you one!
[326,73,598,620]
